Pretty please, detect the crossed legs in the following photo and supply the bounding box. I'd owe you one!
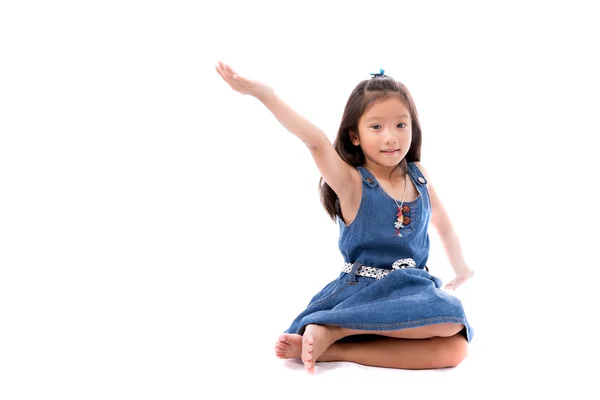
[274,323,468,373]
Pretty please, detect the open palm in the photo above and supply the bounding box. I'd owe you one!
[215,61,273,99]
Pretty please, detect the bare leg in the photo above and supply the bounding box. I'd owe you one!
[274,323,467,373]
[321,334,468,370]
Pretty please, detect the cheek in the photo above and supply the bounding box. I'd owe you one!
[363,137,381,148]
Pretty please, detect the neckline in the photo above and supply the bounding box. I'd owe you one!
[361,166,422,204]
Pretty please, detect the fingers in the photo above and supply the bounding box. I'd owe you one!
[445,276,470,291]
[444,280,457,291]
[224,63,237,77]
[215,61,260,97]
[215,62,229,81]
[216,61,243,84]
[216,61,234,78]
[215,63,226,79]
[215,61,240,89]
[214,61,227,77]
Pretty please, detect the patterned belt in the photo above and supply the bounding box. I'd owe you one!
[342,258,420,280]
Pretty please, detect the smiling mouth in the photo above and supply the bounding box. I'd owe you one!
[381,149,399,153]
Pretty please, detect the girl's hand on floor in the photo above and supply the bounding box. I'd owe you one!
[444,268,474,291]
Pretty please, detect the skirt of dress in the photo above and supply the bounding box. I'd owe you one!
[284,267,473,342]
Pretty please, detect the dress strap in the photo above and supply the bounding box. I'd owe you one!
[356,166,378,188]
[407,162,428,186]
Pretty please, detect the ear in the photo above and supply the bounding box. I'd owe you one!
[350,130,360,146]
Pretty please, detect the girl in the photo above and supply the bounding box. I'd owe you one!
[215,61,475,374]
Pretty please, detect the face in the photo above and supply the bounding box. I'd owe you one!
[351,95,412,170]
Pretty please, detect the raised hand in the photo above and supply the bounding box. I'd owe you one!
[215,61,274,100]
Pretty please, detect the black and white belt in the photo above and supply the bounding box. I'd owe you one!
[342,258,426,280]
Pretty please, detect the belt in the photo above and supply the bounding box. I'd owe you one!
[342,258,425,280]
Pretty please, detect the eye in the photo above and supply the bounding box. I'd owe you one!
[370,124,382,130]
[397,123,407,128]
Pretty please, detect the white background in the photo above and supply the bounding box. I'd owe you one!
[1,1,599,398]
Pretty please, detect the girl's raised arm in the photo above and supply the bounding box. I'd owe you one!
[215,61,357,199]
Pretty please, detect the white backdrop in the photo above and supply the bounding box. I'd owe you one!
[1,1,599,399]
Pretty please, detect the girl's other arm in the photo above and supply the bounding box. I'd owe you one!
[415,162,474,290]
[215,61,357,199]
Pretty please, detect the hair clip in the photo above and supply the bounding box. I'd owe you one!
[370,68,385,78]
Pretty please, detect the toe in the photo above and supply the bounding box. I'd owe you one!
[305,335,314,346]
[275,342,288,350]
[278,334,291,343]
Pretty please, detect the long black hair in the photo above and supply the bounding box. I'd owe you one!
[319,74,423,221]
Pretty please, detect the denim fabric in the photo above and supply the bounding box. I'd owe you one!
[339,163,432,269]
[284,162,473,342]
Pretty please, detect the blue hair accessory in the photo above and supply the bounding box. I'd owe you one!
[370,68,385,78]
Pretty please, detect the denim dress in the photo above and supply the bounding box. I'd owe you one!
[284,162,473,342]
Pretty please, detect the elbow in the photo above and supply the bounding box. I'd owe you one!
[305,136,330,151]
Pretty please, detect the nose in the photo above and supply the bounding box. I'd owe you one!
[383,129,397,144]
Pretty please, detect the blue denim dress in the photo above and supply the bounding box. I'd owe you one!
[284,162,473,342]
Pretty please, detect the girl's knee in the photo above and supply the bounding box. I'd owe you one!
[436,334,469,368]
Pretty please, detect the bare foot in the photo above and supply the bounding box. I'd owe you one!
[274,333,302,359]
[302,324,343,374]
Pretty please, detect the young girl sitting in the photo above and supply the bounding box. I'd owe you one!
[215,62,475,374]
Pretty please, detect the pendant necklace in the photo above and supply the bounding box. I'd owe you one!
[392,176,408,237]
[365,167,409,237]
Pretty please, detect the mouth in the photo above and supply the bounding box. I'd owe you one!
[381,149,400,154]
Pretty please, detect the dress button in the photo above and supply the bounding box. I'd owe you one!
[401,205,410,214]
[403,216,411,225]
[418,177,426,184]
[366,178,374,183]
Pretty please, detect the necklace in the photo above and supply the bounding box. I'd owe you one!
[364,167,408,237]
[392,177,408,237]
